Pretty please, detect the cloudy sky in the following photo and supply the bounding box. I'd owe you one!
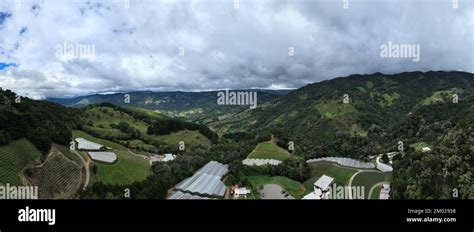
[0,0,473,99]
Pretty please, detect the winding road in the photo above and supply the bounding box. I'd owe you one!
[72,150,90,190]
[347,169,383,199]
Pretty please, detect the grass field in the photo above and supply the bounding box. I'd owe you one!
[27,148,82,199]
[73,130,151,185]
[152,129,211,149]
[315,100,357,119]
[352,171,392,199]
[421,88,458,106]
[247,175,305,199]
[84,106,149,134]
[247,142,290,161]
[0,139,42,186]
[370,185,382,199]
[303,161,358,195]
[82,106,211,151]
[409,142,431,152]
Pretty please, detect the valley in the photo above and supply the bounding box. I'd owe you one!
[0,71,473,200]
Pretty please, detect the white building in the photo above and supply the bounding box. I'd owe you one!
[234,187,251,196]
[75,138,106,151]
[162,153,176,162]
[376,162,393,172]
[303,175,334,200]
[88,151,117,163]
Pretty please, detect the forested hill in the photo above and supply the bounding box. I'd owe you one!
[0,88,79,153]
[48,90,289,123]
[211,71,474,159]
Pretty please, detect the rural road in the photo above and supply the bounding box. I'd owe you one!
[348,170,362,199]
[72,150,90,190]
[347,170,381,199]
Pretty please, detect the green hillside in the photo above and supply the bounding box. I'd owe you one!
[73,130,151,185]
[248,141,290,161]
[303,161,358,195]
[79,104,214,153]
[0,138,42,186]
[211,71,474,159]
[48,90,288,123]
[213,71,474,199]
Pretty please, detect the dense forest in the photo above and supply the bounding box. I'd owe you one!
[210,71,474,199]
[0,88,79,153]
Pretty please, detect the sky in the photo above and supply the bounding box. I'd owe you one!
[0,0,473,99]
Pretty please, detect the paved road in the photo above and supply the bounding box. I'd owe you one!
[72,150,90,190]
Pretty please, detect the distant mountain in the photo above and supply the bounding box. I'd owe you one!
[47,90,289,123]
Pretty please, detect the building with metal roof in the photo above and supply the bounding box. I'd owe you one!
[75,138,106,151]
[173,161,229,198]
[314,175,334,191]
[88,151,117,163]
[306,157,375,169]
[242,158,282,166]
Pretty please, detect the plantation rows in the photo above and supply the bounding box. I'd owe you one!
[54,144,84,168]
[0,139,41,186]
[28,151,82,199]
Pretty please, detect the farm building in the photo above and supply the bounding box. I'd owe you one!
[162,153,176,162]
[75,138,106,151]
[306,157,375,169]
[173,161,229,198]
[242,158,282,166]
[376,162,393,172]
[303,175,334,200]
[231,184,251,197]
[88,151,117,163]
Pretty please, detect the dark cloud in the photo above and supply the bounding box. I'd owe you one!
[0,0,472,99]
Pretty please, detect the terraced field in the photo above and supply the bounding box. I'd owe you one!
[54,144,84,168]
[0,139,42,186]
[27,149,82,199]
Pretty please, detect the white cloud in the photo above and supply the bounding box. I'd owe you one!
[0,0,472,99]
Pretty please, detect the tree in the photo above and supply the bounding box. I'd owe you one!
[381,153,389,163]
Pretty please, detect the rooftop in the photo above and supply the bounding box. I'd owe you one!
[75,138,105,151]
[314,175,334,191]
[88,151,117,163]
[174,161,229,198]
